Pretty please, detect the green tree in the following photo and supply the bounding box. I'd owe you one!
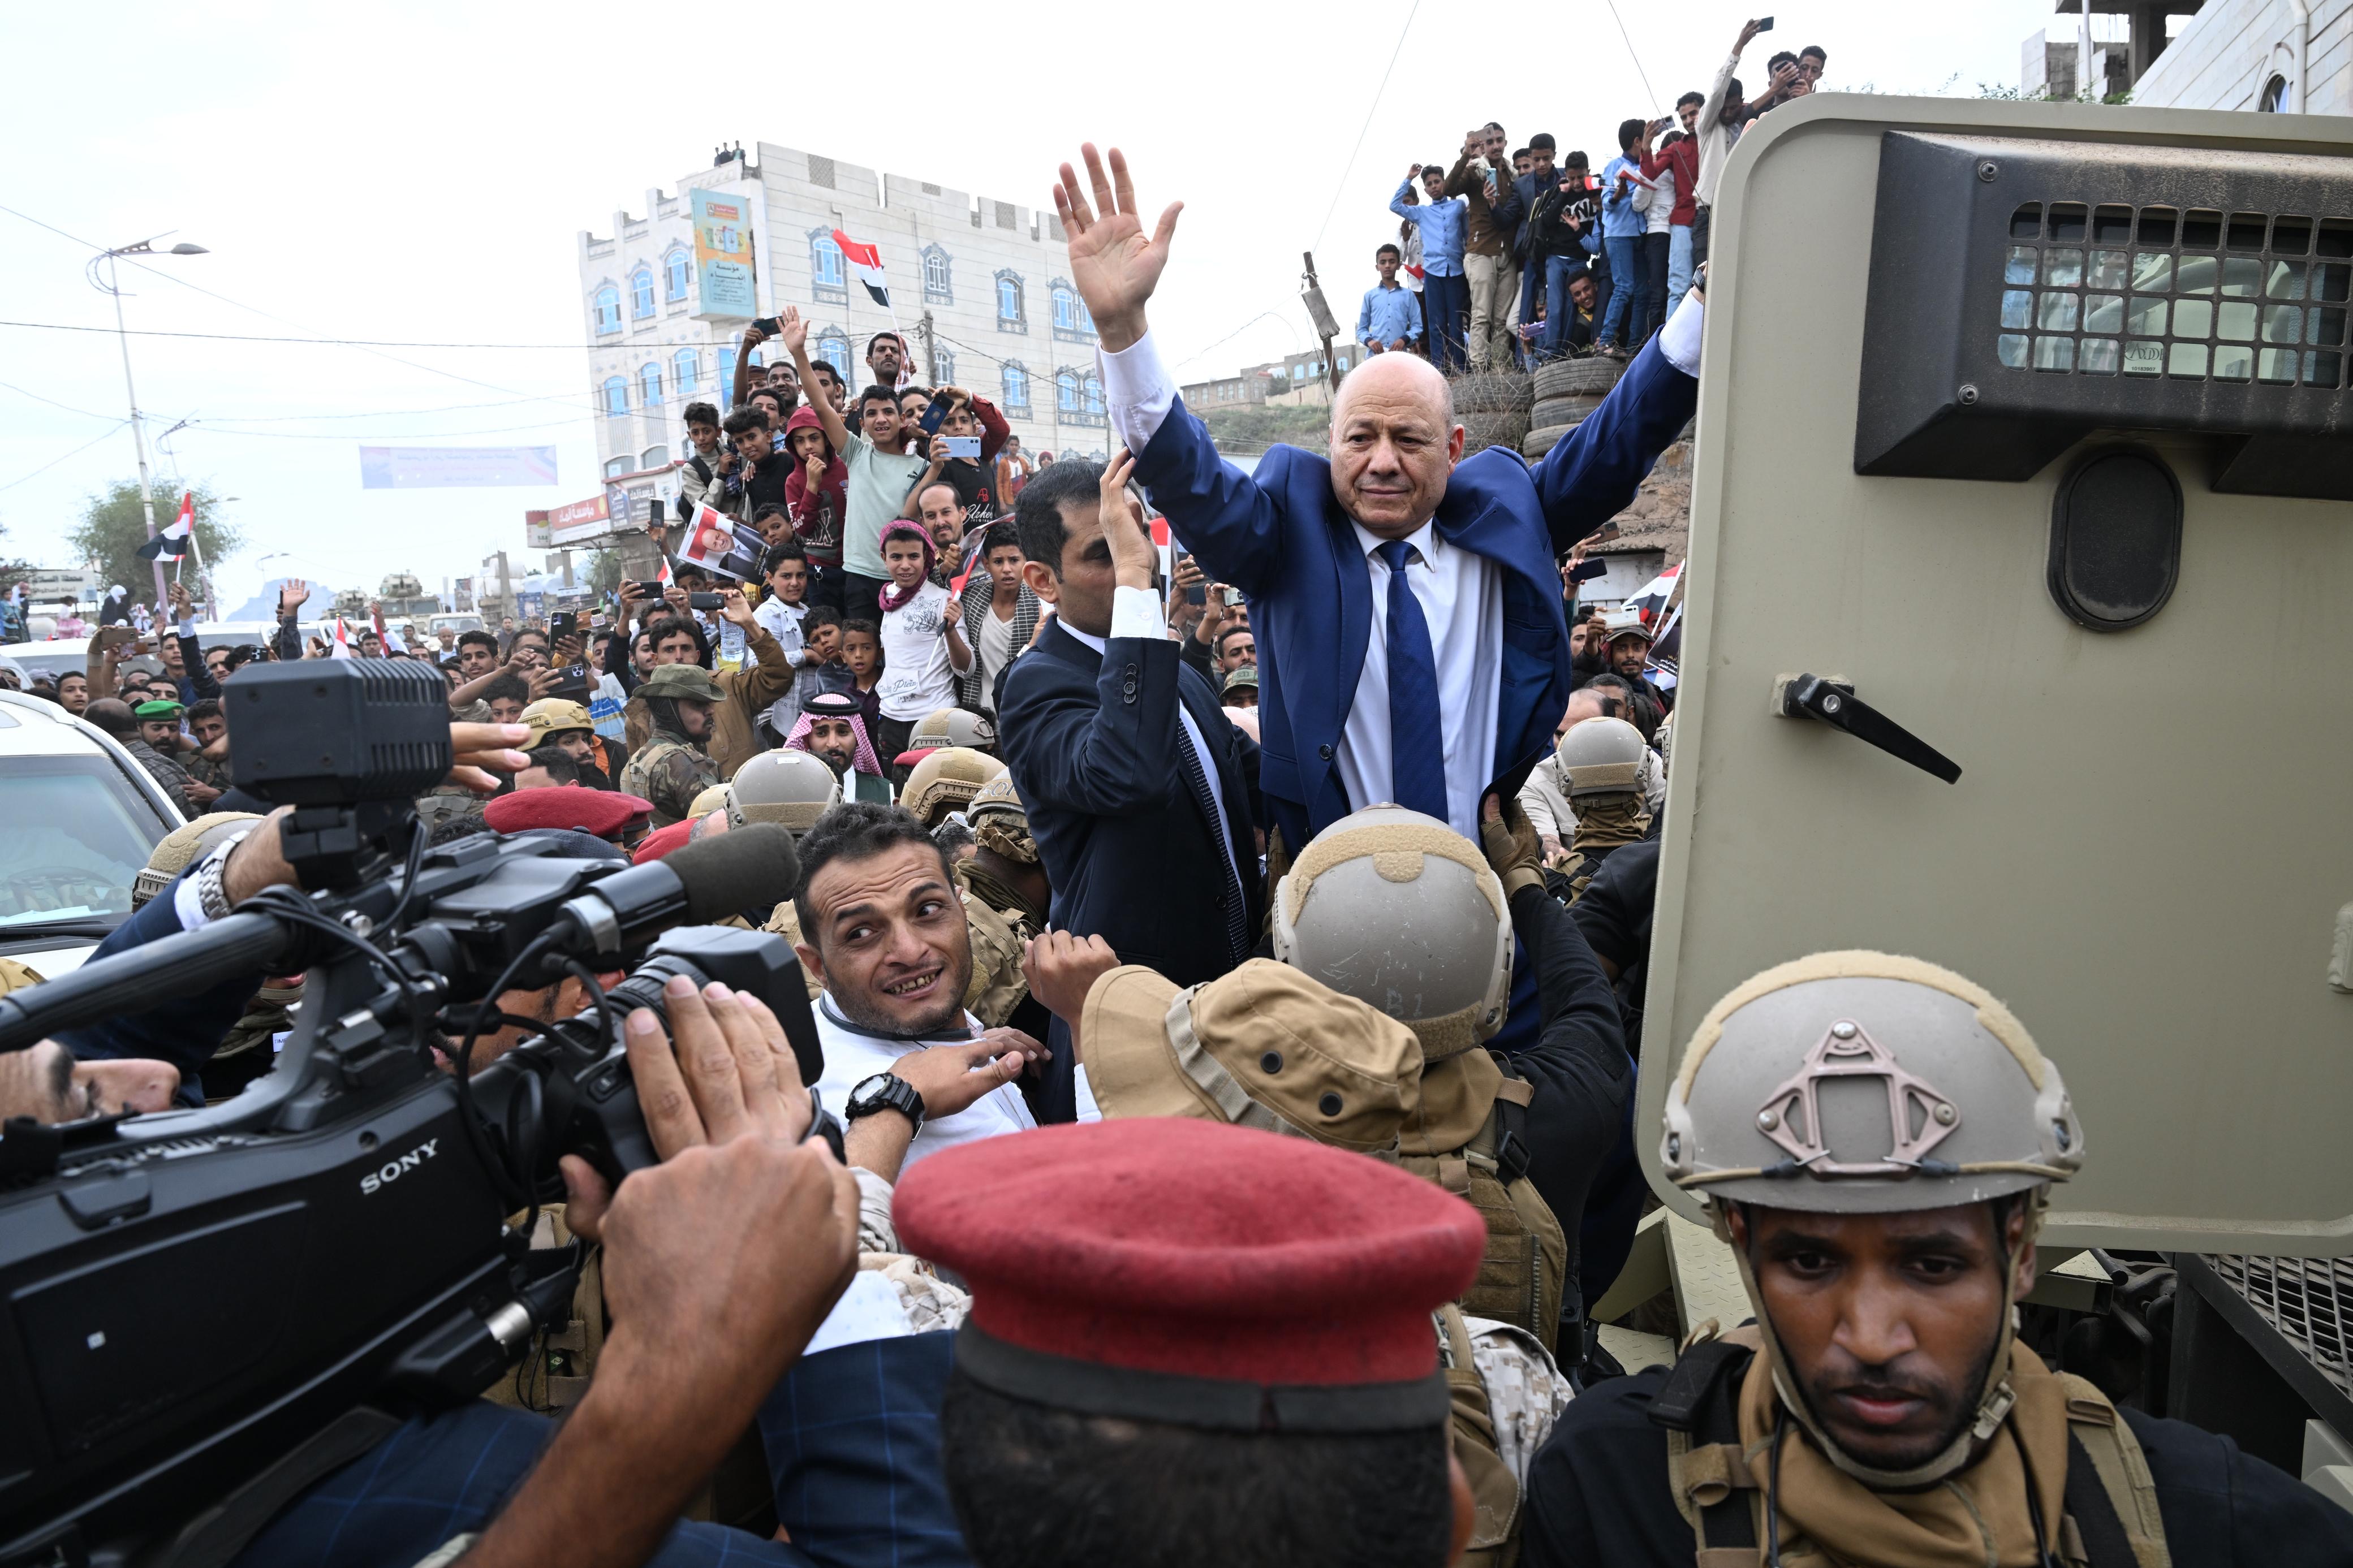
[69,480,242,598]
[585,548,624,597]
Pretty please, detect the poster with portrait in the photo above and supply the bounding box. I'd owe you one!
[679,503,765,581]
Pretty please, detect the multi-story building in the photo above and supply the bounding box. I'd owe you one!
[2105,0,2350,113]
[575,142,1114,488]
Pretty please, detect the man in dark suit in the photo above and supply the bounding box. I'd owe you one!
[997,455,1259,1121]
[1050,142,1699,1052]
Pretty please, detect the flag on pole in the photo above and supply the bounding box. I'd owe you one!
[330,617,355,659]
[1624,561,1682,627]
[136,492,195,563]
[371,603,406,654]
[832,230,890,309]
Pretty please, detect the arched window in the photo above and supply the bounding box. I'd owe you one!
[996,270,1025,331]
[630,266,656,319]
[603,456,631,480]
[673,347,699,394]
[601,375,628,416]
[1051,280,1096,342]
[593,286,621,335]
[922,244,954,303]
[639,362,662,407]
[1001,360,1031,411]
[664,248,692,301]
[1084,372,1104,416]
[817,327,854,383]
[641,445,668,471]
[2260,72,2291,111]
[933,347,956,387]
[1057,368,1080,412]
[811,230,847,301]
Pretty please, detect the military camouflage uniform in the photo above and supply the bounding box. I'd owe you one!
[124,738,194,817]
[620,734,719,829]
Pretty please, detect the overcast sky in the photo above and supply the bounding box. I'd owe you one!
[0,0,2078,606]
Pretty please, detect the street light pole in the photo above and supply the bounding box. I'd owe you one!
[90,239,206,612]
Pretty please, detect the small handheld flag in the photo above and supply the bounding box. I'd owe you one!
[330,618,355,660]
[136,492,195,563]
[833,230,891,309]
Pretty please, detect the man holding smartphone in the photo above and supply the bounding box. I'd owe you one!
[898,385,1011,538]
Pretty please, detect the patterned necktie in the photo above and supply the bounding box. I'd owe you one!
[1376,539,1449,820]
[1175,711,1249,966]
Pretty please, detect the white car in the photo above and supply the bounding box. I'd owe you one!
[0,691,184,982]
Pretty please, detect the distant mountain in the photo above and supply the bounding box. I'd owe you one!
[223,578,337,623]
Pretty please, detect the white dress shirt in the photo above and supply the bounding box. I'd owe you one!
[1058,588,1246,899]
[811,1002,1035,1170]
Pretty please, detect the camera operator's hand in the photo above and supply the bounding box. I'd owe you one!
[447,720,533,794]
[1022,931,1122,1043]
[557,977,816,1243]
[716,588,758,631]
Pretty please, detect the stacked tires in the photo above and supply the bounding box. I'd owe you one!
[1522,357,1625,460]
[1453,372,1532,457]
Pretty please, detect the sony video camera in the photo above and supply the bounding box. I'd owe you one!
[0,659,824,1567]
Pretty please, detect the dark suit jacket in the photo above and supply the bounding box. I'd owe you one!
[1134,335,1696,852]
[999,619,1260,989]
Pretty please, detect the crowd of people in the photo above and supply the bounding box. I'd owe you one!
[1,81,2346,1568]
[1372,18,1824,370]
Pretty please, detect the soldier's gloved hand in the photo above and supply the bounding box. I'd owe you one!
[1480,793,1545,901]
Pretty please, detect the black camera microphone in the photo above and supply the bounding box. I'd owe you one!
[553,822,799,956]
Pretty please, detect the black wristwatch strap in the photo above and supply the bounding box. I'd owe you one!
[846,1072,926,1134]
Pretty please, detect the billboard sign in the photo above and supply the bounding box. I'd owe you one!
[691,187,756,319]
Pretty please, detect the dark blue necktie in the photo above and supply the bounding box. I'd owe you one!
[1376,539,1448,820]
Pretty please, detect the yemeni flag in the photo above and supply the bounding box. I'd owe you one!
[833,230,890,308]
[136,491,195,562]
[1645,604,1684,693]
[330,617,355,659]
[1624,561,1682,627]
[656,556,674,589]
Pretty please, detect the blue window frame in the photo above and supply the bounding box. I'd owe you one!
[640,362,662,407]
[664,249,691,301]
[601,376,628,416]
[817,329,853,383]
[1057,368,1079,412]
[923,245,953,303]
[593,286,621,334]
[811,230,847,302]
[630,266,656,319]
[1051,281,1096,343]
[1001,360,1030,411]
[996,270,1025,331]
[673,347,699,393]
[1084,372,1104,415]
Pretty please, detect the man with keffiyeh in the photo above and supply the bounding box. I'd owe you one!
[786,690,895,805]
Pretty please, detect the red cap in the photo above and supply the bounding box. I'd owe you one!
[893,749,929,770]
[897,1120,1483,1427]
[482,785,650,842]
[630,814,696,864]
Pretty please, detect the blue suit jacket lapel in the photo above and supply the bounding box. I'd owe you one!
[1433,476,1572,781]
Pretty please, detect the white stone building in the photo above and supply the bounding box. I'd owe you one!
[2031,0,2352,113]
[576,144,1113,487]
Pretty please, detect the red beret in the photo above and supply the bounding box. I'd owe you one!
[483,785,650,841]
[630,815,696,864]
[893,749,929,770]
[896,1120,1484,1431]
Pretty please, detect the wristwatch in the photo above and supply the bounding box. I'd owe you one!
[844,1071,926,1134]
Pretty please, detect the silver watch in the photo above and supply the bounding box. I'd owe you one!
[192,830,253,922]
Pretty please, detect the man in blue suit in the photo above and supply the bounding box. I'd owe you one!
[997,453,1259,1121]
[1050,144,1703,859]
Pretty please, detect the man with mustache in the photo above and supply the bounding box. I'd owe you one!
[1520,952,2353,1566]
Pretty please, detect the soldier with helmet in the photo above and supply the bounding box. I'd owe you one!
[619,663,727,828]
[725,747,842,839]
[520,697,622,790]
[1545,716,1654,903]
[899,746,1007,830]
[1521,952,2353,1566]
[906,706,998,757]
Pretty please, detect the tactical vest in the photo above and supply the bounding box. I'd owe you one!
[1653,1328,2171,1568]
[1398,1052,1570,1354]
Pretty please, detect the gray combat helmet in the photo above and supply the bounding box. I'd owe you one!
[1555,715,1647,798]
[1662,951,2085,1491]
[1660,949,2083,1213]
[1270,805,1511,1061]
[726,748,842,837]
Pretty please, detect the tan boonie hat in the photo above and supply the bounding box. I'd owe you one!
[520,698,594,745]
[1080,958,1423,1155]
[900,746,1006,827]
[726,747,842,835]
[911,707,997,753]
[133,812,263,908]
[638,663,727,703]
[1556,715,1646,797]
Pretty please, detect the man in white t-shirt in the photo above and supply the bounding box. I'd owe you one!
[794,800,1063,1173]
[872,522,969,761]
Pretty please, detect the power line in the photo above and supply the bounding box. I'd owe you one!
[0,421,128,494]
[1309,0,1424,258]
[1601,0,1662,108]
[0,379,120,422]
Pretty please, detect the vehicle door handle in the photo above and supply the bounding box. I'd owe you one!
[1773,673,1962,784]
